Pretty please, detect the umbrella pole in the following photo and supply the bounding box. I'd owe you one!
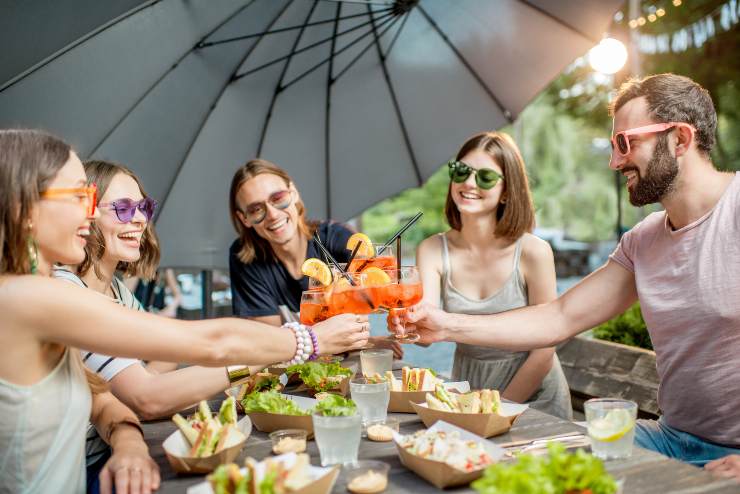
[201,270,213,319]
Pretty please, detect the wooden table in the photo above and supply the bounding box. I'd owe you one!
[144,398,738,493]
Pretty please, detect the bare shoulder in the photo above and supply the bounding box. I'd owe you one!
[519,233,554,269]
[416,233,445,271]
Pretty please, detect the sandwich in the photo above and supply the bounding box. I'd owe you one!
[425,387,501,414]
[171,398,241,458]
[400,367,440,392]
[246,454,314,494]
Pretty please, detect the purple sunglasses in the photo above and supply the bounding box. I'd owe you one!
[99,197,158,223]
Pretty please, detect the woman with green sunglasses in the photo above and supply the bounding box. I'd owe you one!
[414,131,572,419]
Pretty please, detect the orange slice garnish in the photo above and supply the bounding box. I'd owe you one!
[347,233,374,257]
[360,267,391,286]
[301,258,332,287]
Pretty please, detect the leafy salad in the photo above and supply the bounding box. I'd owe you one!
[242,390,309,416]
[241,390,356,417]
[313,394,356,417]
[471,443,618,494]
[286,362,352,393]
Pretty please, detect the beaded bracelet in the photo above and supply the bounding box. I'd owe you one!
[306,326,319,360]
[280,322,314,366]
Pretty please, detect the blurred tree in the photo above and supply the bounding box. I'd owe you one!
[361,0,739,252]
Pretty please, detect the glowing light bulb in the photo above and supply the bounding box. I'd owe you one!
[589,38,628,75]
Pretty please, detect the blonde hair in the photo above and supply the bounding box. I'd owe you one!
[229,159,316,264]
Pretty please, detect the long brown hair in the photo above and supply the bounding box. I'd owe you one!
[445,131,535,240]
[229,159,316,264]
[77,160,160,281]
[0,129,107,393]
[0,129,71,274]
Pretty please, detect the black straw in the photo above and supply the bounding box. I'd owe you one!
[346,241,363,274]
[313,232,356,286]
[356,211,423,272]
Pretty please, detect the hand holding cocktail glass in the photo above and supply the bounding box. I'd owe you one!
[387,302,449,345]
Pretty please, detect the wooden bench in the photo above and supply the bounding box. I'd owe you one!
[558,335,660,418]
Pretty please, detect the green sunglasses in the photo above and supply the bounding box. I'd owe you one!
[447,160,503,190]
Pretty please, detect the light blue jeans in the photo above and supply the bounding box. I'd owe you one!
[635,418,740,467]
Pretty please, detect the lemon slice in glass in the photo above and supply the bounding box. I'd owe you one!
[588,409,635,442]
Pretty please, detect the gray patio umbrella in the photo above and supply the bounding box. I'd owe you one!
[0,0,622,268]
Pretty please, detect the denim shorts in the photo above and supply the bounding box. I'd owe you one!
[635,417,740,467]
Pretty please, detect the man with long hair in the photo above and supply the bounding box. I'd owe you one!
[228,159,401,356]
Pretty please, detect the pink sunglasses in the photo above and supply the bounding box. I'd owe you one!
[611,122,694,156]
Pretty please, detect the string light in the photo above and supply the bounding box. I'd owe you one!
[619,1,684,30]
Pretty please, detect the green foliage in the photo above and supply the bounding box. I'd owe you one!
[592,303,653,351]
[361,0,739,256]
[472,443,618,494]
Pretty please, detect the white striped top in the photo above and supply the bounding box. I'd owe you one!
[53,267,143,467]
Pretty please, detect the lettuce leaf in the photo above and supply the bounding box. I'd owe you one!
[314,394,357,417]
[241,390,309,416]
[472,443,618,494]
[287,362,352,392]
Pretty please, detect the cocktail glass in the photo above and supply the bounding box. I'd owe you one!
[349,377,390,426]
[329,273,379,316]
[348,244,397,273]
[299,290,334,325]
[312,411,362,466]
[585,398,637,460]
[381,266,423,343]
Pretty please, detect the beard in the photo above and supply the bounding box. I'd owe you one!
[627,133,679,206]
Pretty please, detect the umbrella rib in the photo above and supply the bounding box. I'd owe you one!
[231,9,396,82]
[325,3,342,219]
[517,0,600,44]
[155,0,295,223]
[382,4,411,58]
[257,1,319,156]
[198,7,392,48]
[280,13,397,91]
[417,5,513,123]
[316,0,393,5]
[367,5,422,185]
[89,0,259,157]
[0,0,162,93]
[331,14,401,85]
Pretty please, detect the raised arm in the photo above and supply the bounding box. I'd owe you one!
[3,276,368,370]
[405,260,638,350]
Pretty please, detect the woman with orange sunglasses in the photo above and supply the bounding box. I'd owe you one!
[0,129,369,494]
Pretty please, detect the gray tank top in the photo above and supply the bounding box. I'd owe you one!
[440,232,529,361]
[439,232,573,420]
[0,348,91,493]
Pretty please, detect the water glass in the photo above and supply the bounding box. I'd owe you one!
[360,349,393,377]
[585,398,638,460]
[350,377,390,426]
[312,412,362,466]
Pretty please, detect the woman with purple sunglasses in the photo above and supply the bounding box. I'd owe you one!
[50,160,368,485]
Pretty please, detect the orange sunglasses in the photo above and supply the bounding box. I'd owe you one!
[41,184,98,216]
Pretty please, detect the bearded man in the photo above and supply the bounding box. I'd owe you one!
[392,73,740,473]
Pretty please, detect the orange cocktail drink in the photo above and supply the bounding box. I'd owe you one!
[299,290,335,325]
[329,275,378,315]
[348,244,397,273]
